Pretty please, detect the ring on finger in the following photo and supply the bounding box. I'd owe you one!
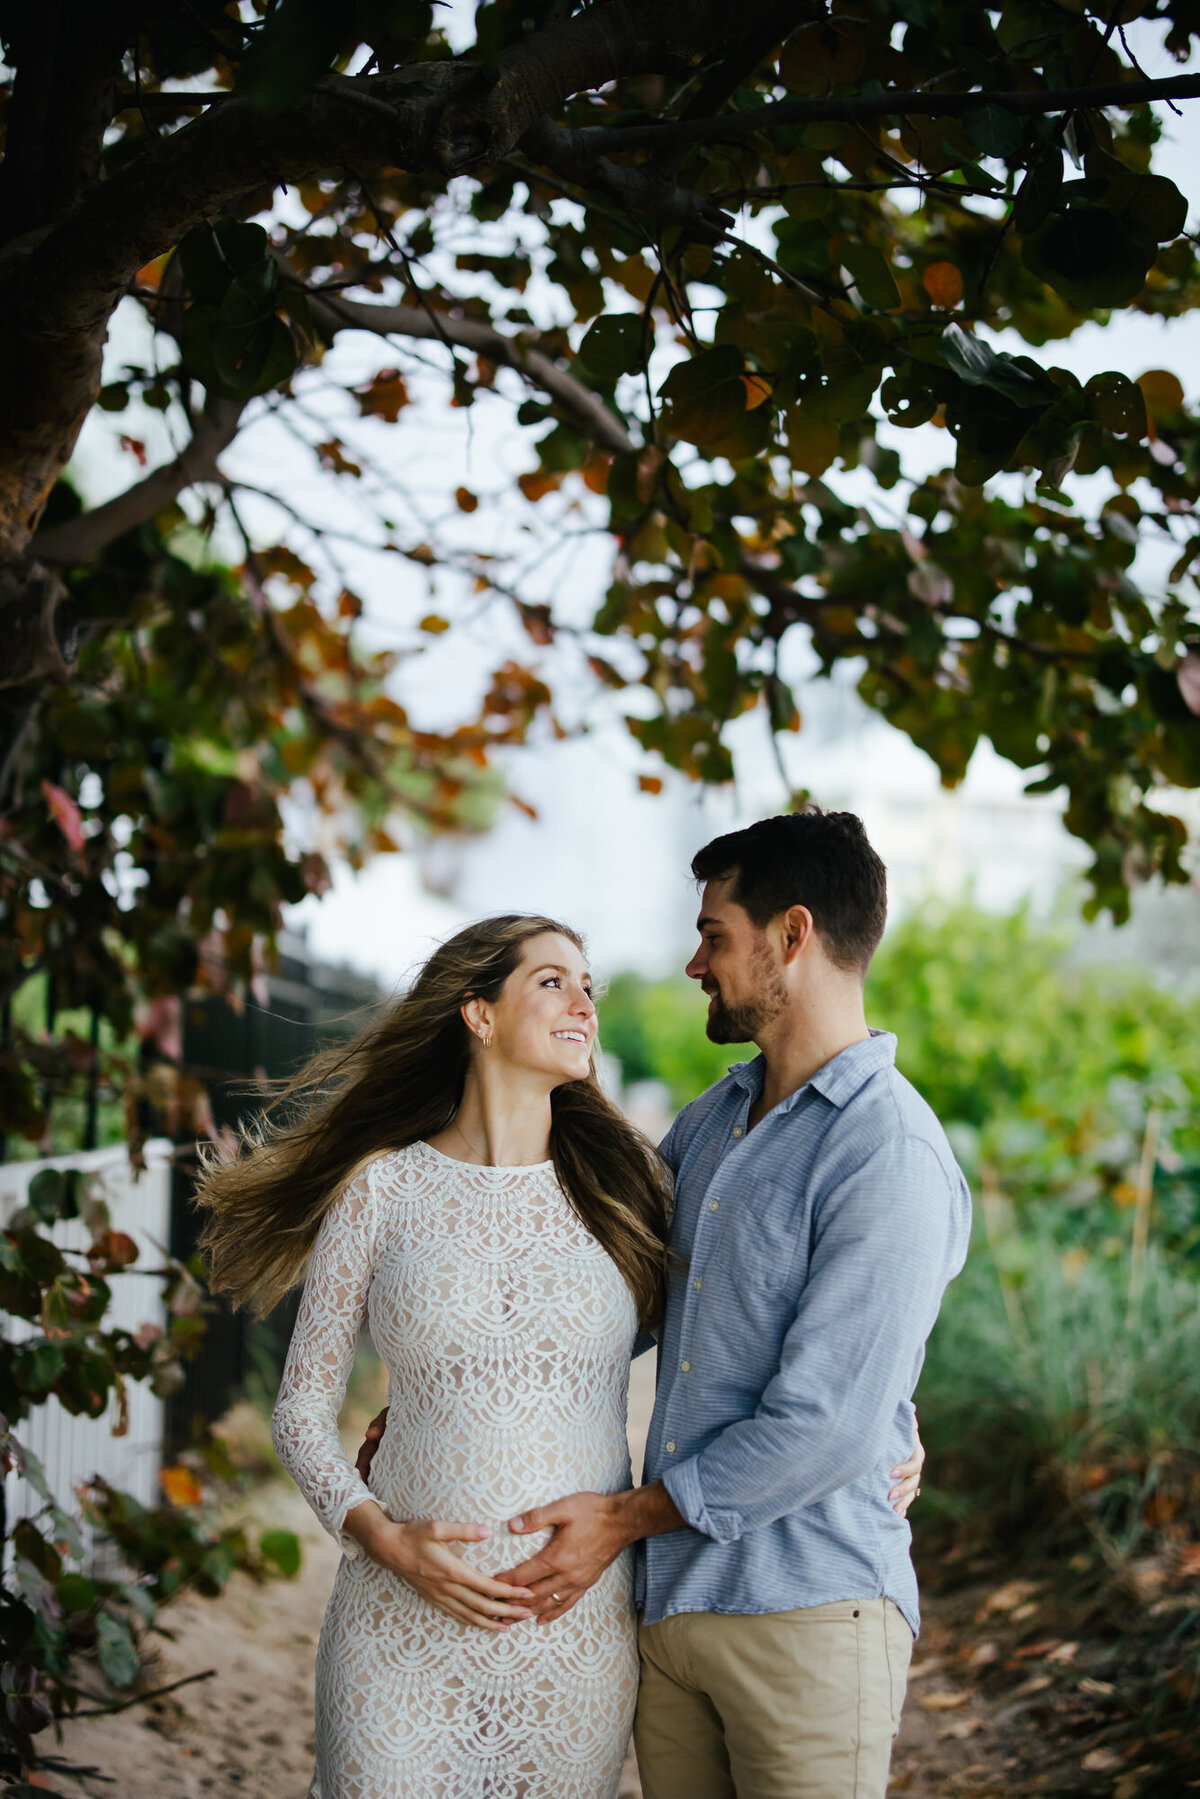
[551,1591,563,1604]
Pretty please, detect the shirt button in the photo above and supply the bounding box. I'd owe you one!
[666,1441,676,1453]
[681,1360,690,1372]
[693,1278,702,1291]
[709,1199,720,1212]
[733,1127,743,1138]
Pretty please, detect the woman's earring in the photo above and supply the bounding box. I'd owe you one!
[479,1030,493,1048]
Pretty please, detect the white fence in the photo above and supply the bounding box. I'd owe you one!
[1,1141,173,1544]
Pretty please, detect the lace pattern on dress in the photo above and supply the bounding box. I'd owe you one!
[272,1142,640,1799]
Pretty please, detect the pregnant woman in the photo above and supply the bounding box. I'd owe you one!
[195,914,672,1799]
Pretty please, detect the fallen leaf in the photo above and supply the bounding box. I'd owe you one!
[977,1578,1042,1619]
[907,1655,945,1682]
[939,1717,983,1740]
[919,1690,971,1712]
[1082,1747,1122,1773]
[1176,1541,1200,1578]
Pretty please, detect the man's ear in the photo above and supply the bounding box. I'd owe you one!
[780,905,816,962]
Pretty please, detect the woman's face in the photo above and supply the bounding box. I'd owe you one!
[482,932,597,1084]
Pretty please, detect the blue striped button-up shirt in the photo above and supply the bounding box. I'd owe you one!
[637,1030,971,1634]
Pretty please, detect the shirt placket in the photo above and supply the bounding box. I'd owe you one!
[659,1096,753,1465]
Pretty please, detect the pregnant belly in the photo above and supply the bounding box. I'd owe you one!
[366,1423,631,1541]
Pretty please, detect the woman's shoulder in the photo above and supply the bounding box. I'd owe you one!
[361,1140,440,1200]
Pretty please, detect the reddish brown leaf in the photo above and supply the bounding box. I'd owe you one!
[42,781,86,852]
[923,262,963,308]
[518,469,564,502]
[353,368,410,423]
[315,439,363,477]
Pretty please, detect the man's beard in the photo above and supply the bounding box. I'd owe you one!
[704,941,787,1044]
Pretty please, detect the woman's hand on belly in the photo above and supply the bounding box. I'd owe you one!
[343,1499,538,1632]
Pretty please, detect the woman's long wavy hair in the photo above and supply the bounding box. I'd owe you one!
[195,914,671,1327]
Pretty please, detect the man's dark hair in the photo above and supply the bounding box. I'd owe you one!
[690,809,887,975]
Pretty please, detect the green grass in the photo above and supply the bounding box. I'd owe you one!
[919,1232,1200,1560]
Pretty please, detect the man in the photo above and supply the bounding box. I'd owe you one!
[360,810,971,1797]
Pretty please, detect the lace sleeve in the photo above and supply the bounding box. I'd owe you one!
[271,1165,380,1555]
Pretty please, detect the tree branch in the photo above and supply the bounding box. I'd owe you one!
[4,1,795,346]
[305,291,635,454]
[0,0,758,560]
[541,71,1200,160]
[32,398,247,566]
[521,120,734,232]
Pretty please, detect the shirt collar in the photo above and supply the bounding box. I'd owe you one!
[726,1029,897,1114]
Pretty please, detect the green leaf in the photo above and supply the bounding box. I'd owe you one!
[1085,372,1147,439]
[14,1555,60,1628]
[945,389,1029,485]
[577,314,643,382]
[26,1169,66,1223]
[1014,148,1064,234]
[938,325,1056,409]
[178,220,268,306]
[785,410,838,476]
[840,242,900,311]
[962,102,1023,160]
[14,1340,65,1394]
[1084,150,1189,250]
[13,1438,53,1502]
[236,0,345,109]
[259,1528,303,1577]
[659,346,747,447]
[96,1611,141,1688]
[208,269,298,399]
[536,423,587,472]
[881,368,940,429]
[1022,203,1151,310]
[56,1573,98,1614]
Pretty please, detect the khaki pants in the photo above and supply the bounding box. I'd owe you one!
[634,1598,913,1799]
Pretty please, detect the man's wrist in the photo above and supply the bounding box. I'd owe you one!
[610,1480,684,1549]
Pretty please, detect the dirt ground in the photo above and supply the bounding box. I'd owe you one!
[44,1359,1110,1799]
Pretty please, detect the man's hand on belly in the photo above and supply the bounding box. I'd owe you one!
[496,1483,684,1624]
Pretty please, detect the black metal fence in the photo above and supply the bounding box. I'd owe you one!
[166,934,384,1454]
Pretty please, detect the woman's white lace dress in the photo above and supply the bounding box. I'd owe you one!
[271,1141,640,1799]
